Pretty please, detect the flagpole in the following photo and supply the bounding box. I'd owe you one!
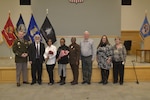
[9,48,13,59]
[9,10,10,16]
[145,10,147,17]
[141,13,144,58]
[31,9,33,16]
[46,9,48,16]
[9,10,13,59]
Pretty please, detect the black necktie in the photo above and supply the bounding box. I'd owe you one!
[36,43,39,58]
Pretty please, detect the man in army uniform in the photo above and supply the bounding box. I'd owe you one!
[69,37,80,85]
[12,31,29,87]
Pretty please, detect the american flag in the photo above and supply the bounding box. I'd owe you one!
[69,0,84,4]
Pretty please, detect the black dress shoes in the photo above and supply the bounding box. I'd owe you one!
[48,82,54,85]
[23,81,29,84]
[120,82,123,85]
[81,81,86,84]
[57,80,62,83]
[71,82,78,85]
[31,82,36,85]
[60,82,66,85]
[87,82,91,85]
[103,81,108,85]
[17,83,20,87]
[113,82,118,84]
[98,81,103,84]
[38,82,42,85]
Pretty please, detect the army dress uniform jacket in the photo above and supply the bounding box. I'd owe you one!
[69,43,80,65]
[12,39,29,63]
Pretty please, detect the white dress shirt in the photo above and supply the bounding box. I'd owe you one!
[35,42,40,49]
[43,45,57,65]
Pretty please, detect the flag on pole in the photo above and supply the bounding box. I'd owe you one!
[16,14,29,40]
[27,14,40,42]
[140,15,150,39]
[1,14,16,47]
[0,33,3,44]
[40,16,56,44]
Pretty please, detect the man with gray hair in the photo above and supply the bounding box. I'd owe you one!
[12,31,29,87]
[80,31,95,85]
[28,34,45,85]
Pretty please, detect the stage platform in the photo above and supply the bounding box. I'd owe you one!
[0,55,150,83]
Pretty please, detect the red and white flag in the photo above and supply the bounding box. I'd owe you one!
[1,14,16,47]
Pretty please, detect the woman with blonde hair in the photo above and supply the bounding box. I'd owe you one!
[112,37,127,85]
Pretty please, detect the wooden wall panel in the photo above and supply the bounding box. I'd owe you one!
[0,66,150,83]
[144,36,150,49]
[121,31,142,55]
[1,70,16,81]
[143,37,150,62]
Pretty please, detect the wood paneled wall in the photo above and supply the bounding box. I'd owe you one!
[0,66,150,83]
[121,31,142,55]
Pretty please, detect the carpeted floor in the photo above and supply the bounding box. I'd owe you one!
[0,82,150,100]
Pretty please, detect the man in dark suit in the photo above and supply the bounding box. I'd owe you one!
[28,34,45,85]
[69,37,80,85]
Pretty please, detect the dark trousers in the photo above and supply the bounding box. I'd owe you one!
[46,64,55,83]
[113,61,124,84]
[31,59,43,83]
[70,63,79,83]
[81,56,92,82]
[101,68,109,83]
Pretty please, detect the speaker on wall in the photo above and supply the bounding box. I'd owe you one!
[122,0,131,5]
[20,0,31,5]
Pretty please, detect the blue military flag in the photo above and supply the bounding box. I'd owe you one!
[40,16,56,44]
[27,14,40,42]
[16,14,29,40]
[140,16,150,39]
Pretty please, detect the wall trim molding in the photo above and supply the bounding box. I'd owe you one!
[121,30,139,33]
[56,35,118,38]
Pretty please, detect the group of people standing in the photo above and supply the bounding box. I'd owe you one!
[96,35,126,85]
[12,30,126,87]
